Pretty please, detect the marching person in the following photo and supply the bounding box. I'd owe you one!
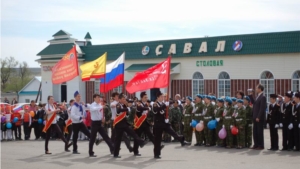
[279,92,293,151]
[43,96,72,154]
[234,99,247,149]
[267,94,280,151]
[215,98,225,147]
[110,92,119,143]
[65,99,74,150]
[71,91,99,154]
[113,93,147,158]
[152,91,187,159]
[243,96,253,148]
[89,94,114,157]
[193,94,205,146]
[291,92,300,151]
[183,96,193,144]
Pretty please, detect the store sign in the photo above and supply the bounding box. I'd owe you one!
[42,66,53,71]
[196,60,223,67]
[141,46,150,55]
[232,40,243,51]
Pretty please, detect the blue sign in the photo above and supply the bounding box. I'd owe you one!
[232,40,243,51]
[142,46,150,55]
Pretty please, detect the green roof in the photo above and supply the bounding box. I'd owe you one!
[81,31,300,61]
[126,63,180,71]
[37,43,74,56]
[84,32,92,39]
[53,30,69,37]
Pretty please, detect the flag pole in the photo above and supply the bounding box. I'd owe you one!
[166,55,171,119]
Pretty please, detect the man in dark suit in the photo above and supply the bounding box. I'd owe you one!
[251,84,267,150]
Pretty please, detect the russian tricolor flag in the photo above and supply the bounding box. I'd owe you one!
[13,104,26,112]
[100,53,125,93]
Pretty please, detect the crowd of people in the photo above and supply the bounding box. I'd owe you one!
[1,84,300,159]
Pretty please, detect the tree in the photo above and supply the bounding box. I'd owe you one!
[18,61,30,83]
[0,56,18,90]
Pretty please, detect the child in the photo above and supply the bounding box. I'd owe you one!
[12,109,22,140]
[224,97,234,148]
[243,96,253,148]
[267,94,280,151]
[235,99,247,149]
[22,106,32,140]
[5,105,13,141]
[215,98,225,147]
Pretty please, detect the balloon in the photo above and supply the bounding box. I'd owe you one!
[207,120,218,130]
[30,111,35,117]
[1,116,6,123]
[6,122,12,129]
[43,121,46,125]
[196,122,204,131]
[231,126,239,135]
[13,117,19,123]
[191,120,198,128]
[218,127,227,139]
[38,118,43,124]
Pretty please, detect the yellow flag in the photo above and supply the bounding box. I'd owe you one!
[80,52,107,81]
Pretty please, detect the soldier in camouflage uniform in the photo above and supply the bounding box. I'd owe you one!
[183,96,193,144]
[215,98,225,147]
[224,97,235,148]
[126,99,136,126]
[243,96,253,148]
[169,100,183,142]
[193,94,205,146]
[234,99,247,149]
[203,95,215,146]
[103,100,112,134]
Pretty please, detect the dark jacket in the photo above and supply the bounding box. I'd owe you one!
[280,102,293,124]
[267,103,280,124]
[115,103,130,128]
[152,101,168,128]
[136,102,151,127]
[290,103,300,125]
[252,93,267,121]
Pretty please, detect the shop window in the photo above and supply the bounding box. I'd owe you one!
[292,70,300,91]
[218,71,230,97]
[192,72,204,97]
[260,71,274,102]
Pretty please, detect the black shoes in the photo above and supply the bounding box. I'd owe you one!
[65,149,71,152]
[160,145,165,150]
[45,151,52,155]
[134,153,141,156]
[89,154,97,157]
[139,140,148,148]
[73,151,80,154]
[154,155,161,159]
[128,147,134,153]
[95,139,103,146]
[114,155,121,158]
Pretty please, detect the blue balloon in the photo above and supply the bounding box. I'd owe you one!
[207,120,218,130]
[13,117,19,123]
[191,119,198,128]
[6,122,12,129]
[38,118,43,124]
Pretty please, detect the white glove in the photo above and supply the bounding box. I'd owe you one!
[148,107,151,111]
[279,123,283,128]
[165,119,169,123]
[150,102,154,106]
[298,124,300,128]
[165,102,169,106]
[216,118,220,122]
[230,125,233,129]
[275,124,279,128]
[127,107,131,112]
[142,111,147,115]
[288,123,293,130]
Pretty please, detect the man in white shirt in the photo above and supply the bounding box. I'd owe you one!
[71,91,99,154]
[89,94,114,157]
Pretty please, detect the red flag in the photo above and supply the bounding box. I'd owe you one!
[52,46,79,84]
[126,56,171,94]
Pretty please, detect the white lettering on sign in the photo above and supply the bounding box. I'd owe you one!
[183,43,192,54]
[198,42,207,53]
[215,41,226,52]
[155,45,163,56]
[43,66,53,71]
[168,44,176,55]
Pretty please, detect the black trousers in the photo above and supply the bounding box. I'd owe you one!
[72,122,90,152]
[110,121,132,151]
[288,128,294,149]
[66,125,73,143]
[293,123,299,150]
[110,120,116,143]
[114,125,143,156]
[253,120,264,148]
[32,122,40,139]
[89,121,114,155]
[14,125,21,139]
[282,123,289,149]
[133,124,154,154]
[40,124,46,139]
[45,124,67,151]
[269,123,278,149]
[23,122,30,139]
[153,124,183,157]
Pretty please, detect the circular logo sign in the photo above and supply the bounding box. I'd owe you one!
[232,40,243,51]
[141,46,150,55]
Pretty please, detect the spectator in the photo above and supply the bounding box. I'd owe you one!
[11,98,18,105]
[4,98,9,104]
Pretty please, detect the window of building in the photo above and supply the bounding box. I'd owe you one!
[192,72,204,97]
[113,86,123,93]
[25,99,30,103]
[94,79,100,94]
[260,71,274,102]
[218,71,230,97]
[292,70,300,91]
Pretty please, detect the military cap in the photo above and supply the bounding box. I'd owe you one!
[225,97,232,104]
[217,98,224,103]
[270,94,278,99]
[237,99,244,103]
[243,96,251,102]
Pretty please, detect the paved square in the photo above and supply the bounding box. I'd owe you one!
[1,129,299,169]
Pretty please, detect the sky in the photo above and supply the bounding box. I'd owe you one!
[1,0,300,67]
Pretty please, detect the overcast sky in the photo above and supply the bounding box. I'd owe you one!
[1,0,299,67]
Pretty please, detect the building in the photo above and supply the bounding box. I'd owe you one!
[18,76,42,103]
[36,30,300,103]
